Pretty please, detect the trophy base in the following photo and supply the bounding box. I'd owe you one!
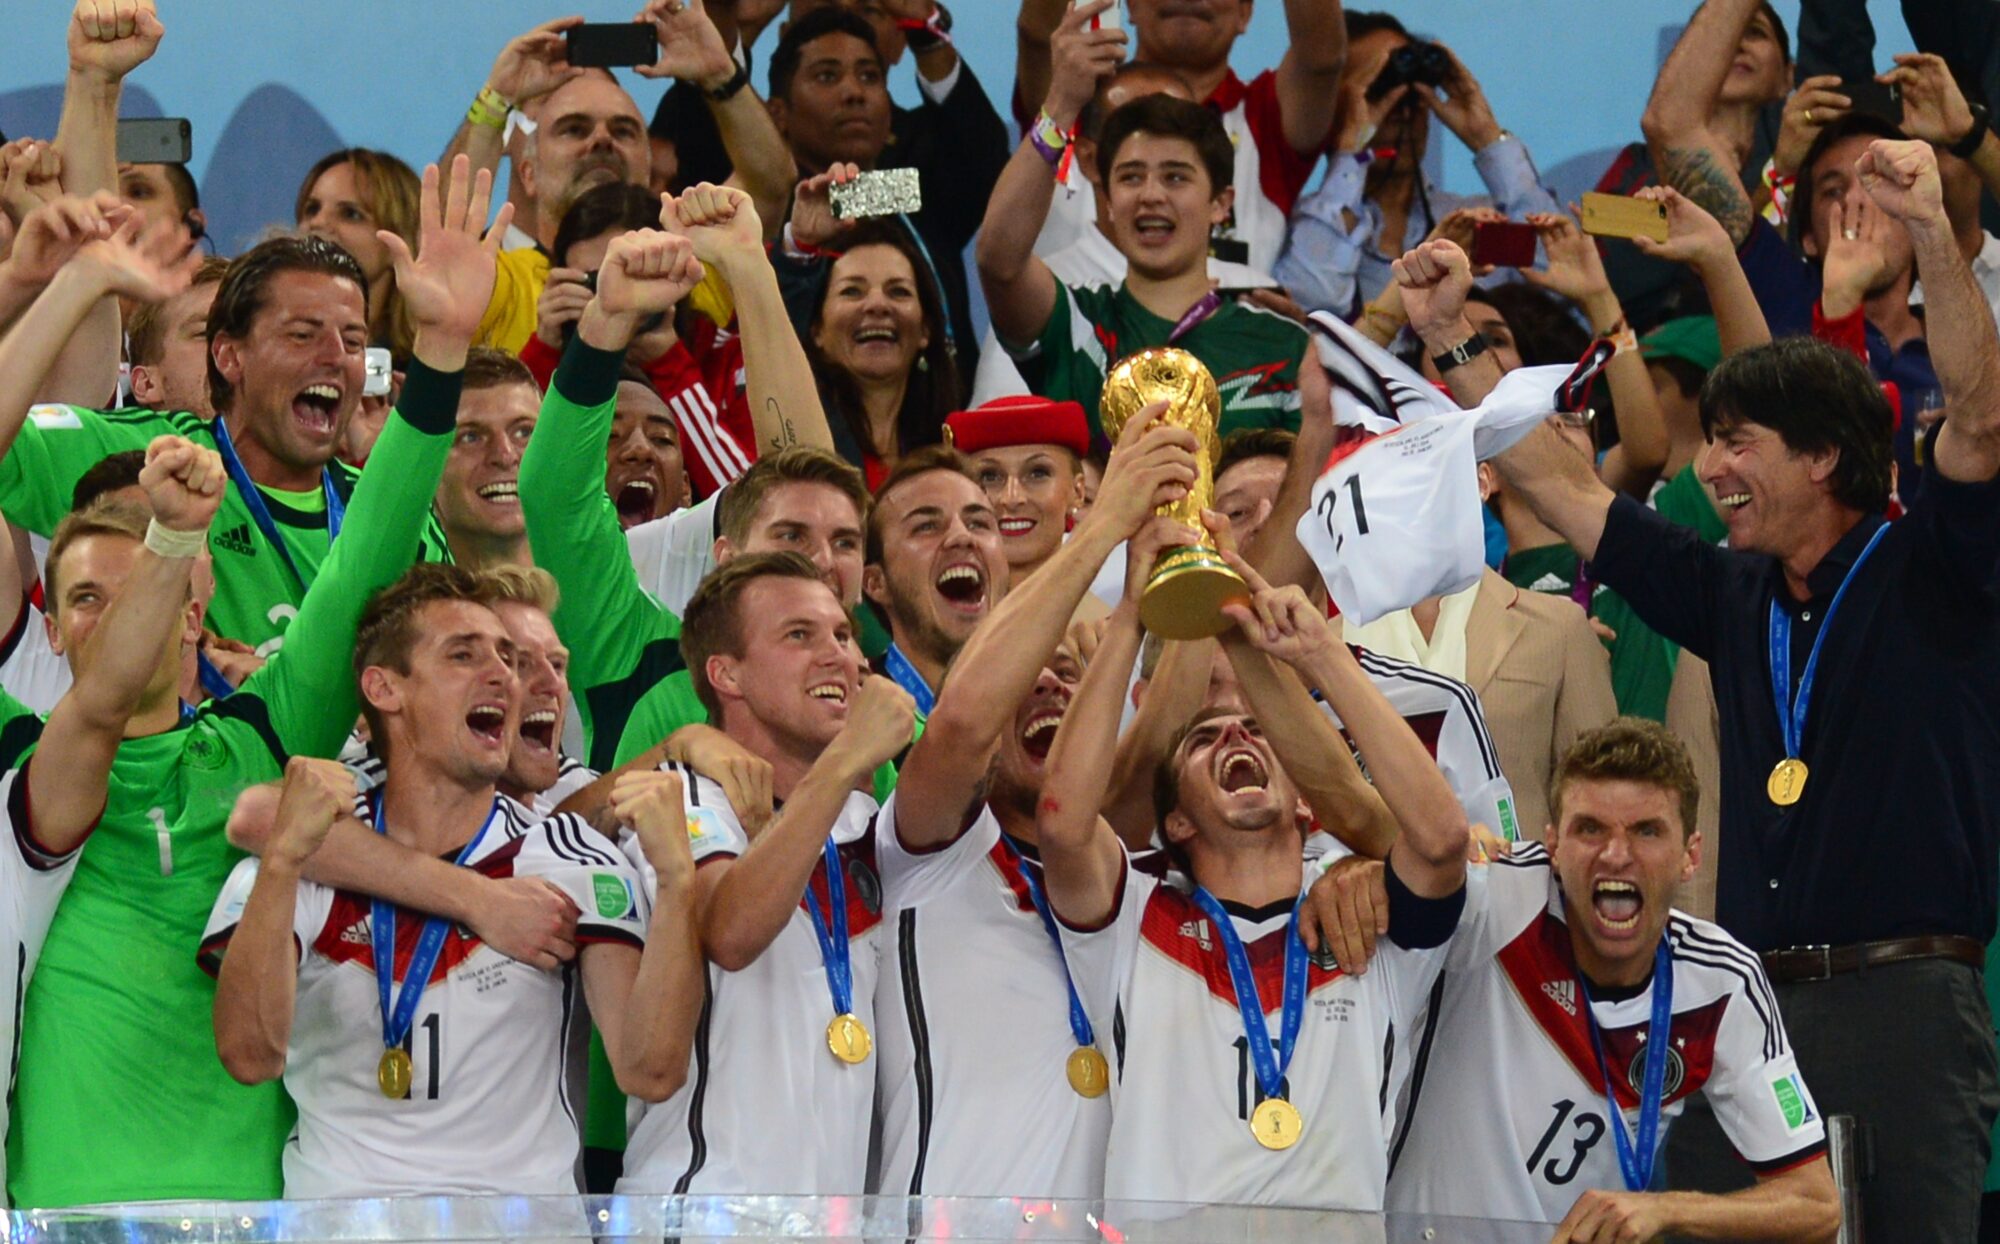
[1140,549,1249,641]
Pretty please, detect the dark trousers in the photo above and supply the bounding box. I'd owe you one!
[1666,959,1999,1243]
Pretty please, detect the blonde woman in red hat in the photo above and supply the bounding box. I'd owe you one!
[945,395,1092,585]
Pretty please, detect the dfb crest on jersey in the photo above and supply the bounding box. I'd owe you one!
[850,853,882,915]
[1628,1037,1687,1100]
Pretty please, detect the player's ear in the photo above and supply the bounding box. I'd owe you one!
[705,653,743,702]
[1162,808,1198,849]
[713,535,738,567]
[1208,184,1236,231]
[861,564,889,609]
[359,665,401,717]
[212,334,246,392]
[1681,828,1702,883]
[42,607,64,657]
[130,364,164,406]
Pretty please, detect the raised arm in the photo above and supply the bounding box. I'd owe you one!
[696,677,913,970]
[55,0,163,198]
[1013,0,1070,123]
[1864,139,2000,482]
[0,198,191,462]
[256,157,511,761]
[1273,0,1346,155]
[586,769,703,1102]
[440,18,584,178]
[1397,238,1503,407]
[31,435,220,853]
[974,0,1123,347]
[894,404,1198,850]
[1631,185,1771,356]
[1220,557,1467,896]
[1035,527,1191,928]
[1885,53,2000,210]
[1251,348,1339,593]
[212,757,346,1085]
[662,184,832,454]
[1524,211,1669,498]
[1639,0,1761,247]
[1488,419,1618,561]
[637,0,795,237]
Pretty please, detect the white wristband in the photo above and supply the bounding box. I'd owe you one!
[144,518,209,559]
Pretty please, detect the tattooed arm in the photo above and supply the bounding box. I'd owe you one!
[1640,0,1761,247]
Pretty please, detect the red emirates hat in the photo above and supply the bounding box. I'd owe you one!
[942,395,1091,458]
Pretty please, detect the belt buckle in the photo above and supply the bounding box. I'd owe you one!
[1795,943,1835,981]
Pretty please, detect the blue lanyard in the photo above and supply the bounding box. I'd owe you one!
[1766,522,1889,762]
[210,416,347,590]
[196,650,236,702]
[1001,836,1095,1050]
[801,836,854,1017]
[1188,887,1307,1104]
[369,792,494,1055]
[1580,938,1674,1192]
[881,644,935,717]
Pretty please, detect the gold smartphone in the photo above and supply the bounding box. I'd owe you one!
[1580,192,1669,243]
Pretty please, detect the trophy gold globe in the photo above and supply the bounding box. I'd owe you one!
[1098,347,1247,639]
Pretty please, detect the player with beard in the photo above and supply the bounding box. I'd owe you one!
[861,446,1010,715]
[1037,553,1470,1213]
[870,404,1198,1200]
[0,222,456,656]
[615,553,916,1195]
[204,565,704,1198]
[1321,719,1840,1238]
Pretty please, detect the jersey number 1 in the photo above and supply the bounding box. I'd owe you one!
[399,1014,443,1101]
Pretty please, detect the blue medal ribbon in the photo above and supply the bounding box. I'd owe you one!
[195,650,237,702]
[369,792,495,1070]
[1188,887,1307,1108]
[1579,938,1674,1192]
[1767,522,1889,767]
[801,836,855,1018]
[210,416,347,591]
[1001,836,1095,1052]
[880,644,936,717]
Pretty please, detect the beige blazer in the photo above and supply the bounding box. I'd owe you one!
[1462,568,1618,841]
[1664,653,1722,921]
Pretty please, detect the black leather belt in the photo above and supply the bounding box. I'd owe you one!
[1761,935,1985,984]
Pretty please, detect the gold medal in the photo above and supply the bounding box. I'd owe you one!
[1250,1097,1304,1150]
[1767,757,1808,807]
[826,1012,872,1064]
[377,1047,412,1099]
[1066,1046,1110,1098]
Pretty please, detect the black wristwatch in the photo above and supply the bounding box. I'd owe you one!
[1952,101,1991,160]
[1431,333,1490,372]
[703,63,751,102]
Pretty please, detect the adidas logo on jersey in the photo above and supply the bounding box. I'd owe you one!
[1542,978,1577,1016]
[214,523,257,557]
[1178,918,1212,951]
[339,921,372,946]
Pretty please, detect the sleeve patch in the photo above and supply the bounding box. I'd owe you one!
[26,406,81,430]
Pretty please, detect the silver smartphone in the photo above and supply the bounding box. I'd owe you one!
[363,348,393,398]
[829,168,923,221]
[116,117,191,165]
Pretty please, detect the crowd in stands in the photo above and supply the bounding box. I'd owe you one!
[4,0,2000,1239]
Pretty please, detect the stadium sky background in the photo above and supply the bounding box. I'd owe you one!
[0,1,1916,333]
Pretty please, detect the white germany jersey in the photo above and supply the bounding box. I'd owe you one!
[0,759,88,1194]
[618,765,884,1195]
[200,796,648,1198]
[623,492,719,619]
[1060,856,1453,1211]
[1341,646,1520,841]
[0,602,70,715]
[1387,846,1827,1225]
[872,795,1110,1199]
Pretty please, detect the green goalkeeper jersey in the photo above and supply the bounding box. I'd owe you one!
[1012,281,1308,444]
[0,404,452,655]
[5,369,462,1207]
[521,343,691,772]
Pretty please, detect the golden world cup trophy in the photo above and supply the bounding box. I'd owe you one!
[1098,346,1247,639]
